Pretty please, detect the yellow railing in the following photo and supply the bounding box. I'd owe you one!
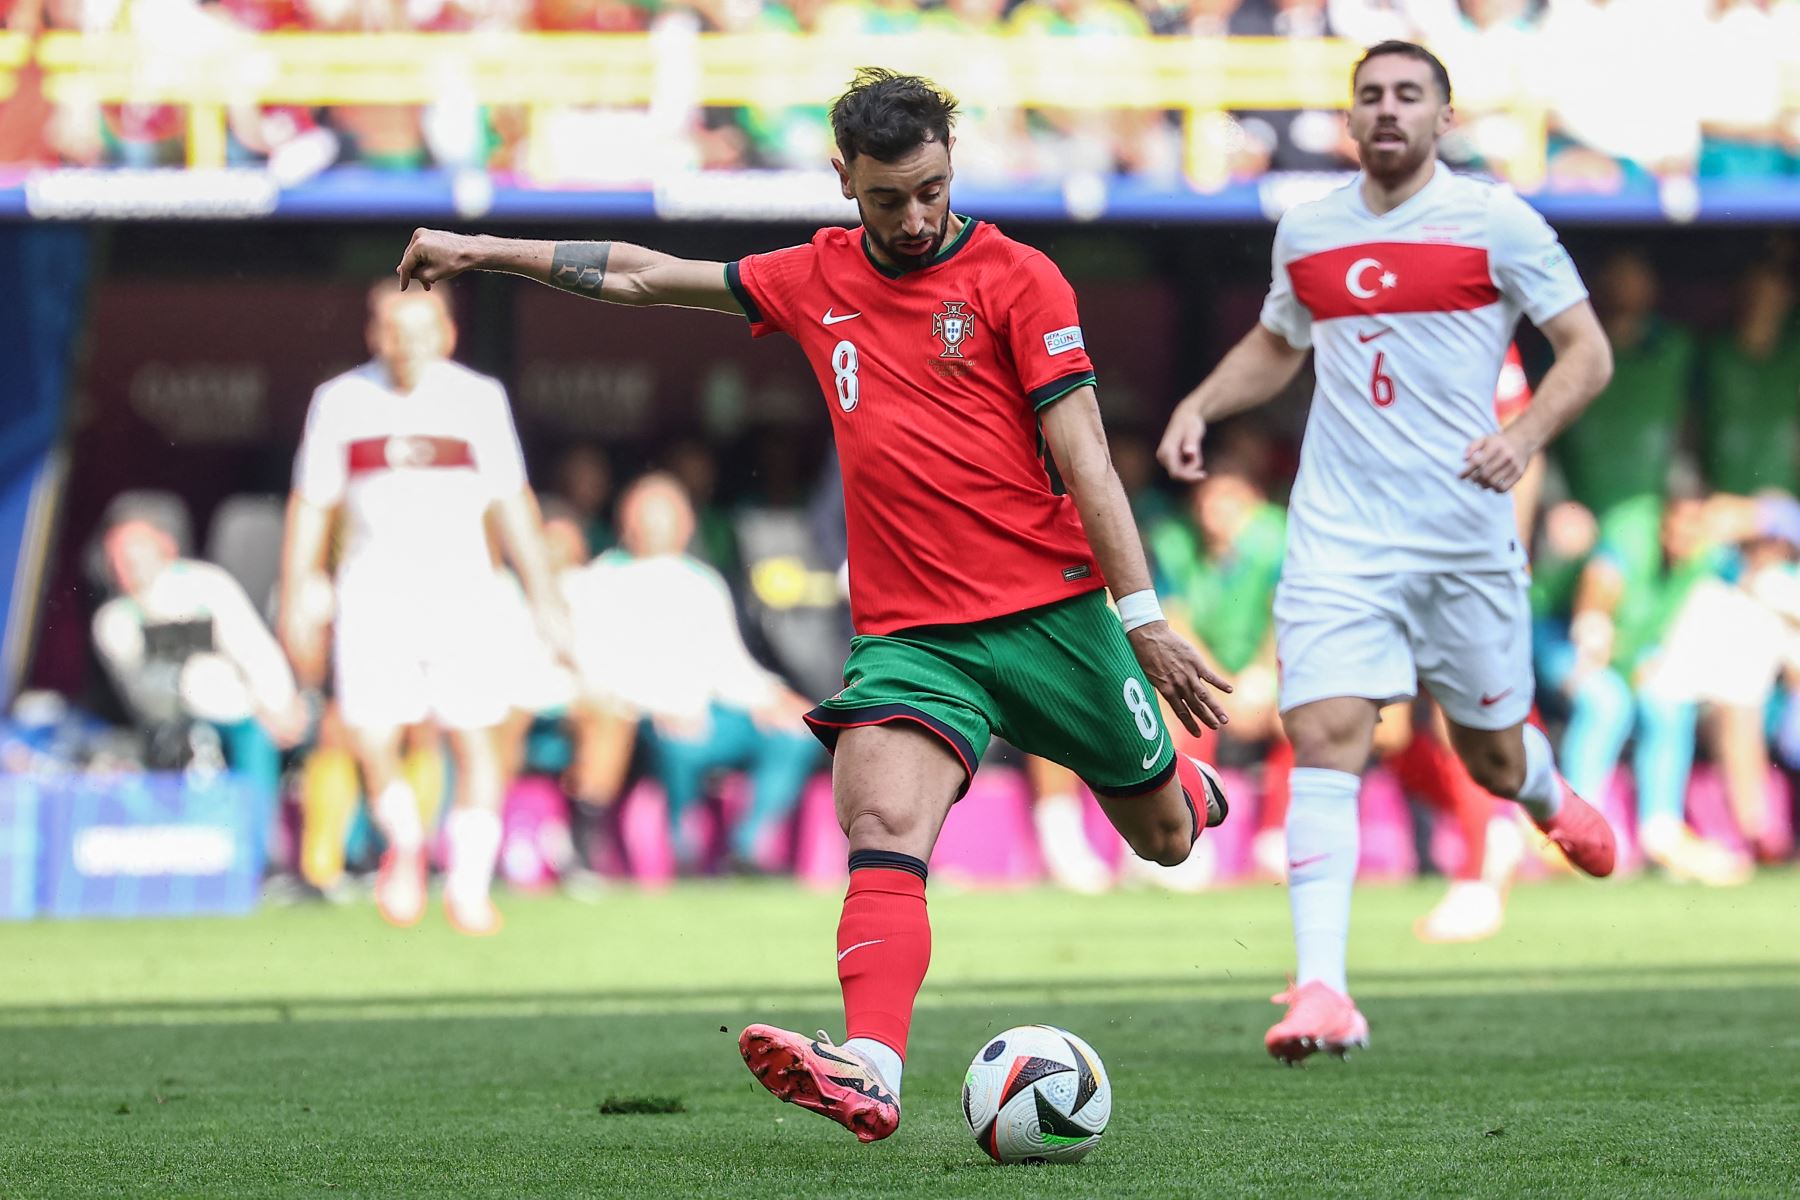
[6,31,1795,190]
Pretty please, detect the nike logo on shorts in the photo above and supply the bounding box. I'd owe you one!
[1356,328,1391,343]
[837,938,884,962]
[822,308,862,325]
[1479,688,1514,707]
[1140,739,1164,770]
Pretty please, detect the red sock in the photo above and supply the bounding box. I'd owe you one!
[1173,752,1213,843]
[838,854,931,1059]
[1261,739,1293,831]
[1388,736,1495,882]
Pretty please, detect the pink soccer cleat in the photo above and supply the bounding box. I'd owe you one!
[445,890,504,937]
[739,1025,901,1143]
[374,849,426,929]
[1265,980,1370,1065]
[1535,782,1616,878]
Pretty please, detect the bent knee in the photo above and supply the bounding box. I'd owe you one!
[841,803,927,845]
[1463,749,1525,797]
[1125,812,1194,868]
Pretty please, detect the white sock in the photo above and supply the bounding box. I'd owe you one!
[1514,725,1563,824]
[844,1036,904,1098]
[1034,792,1086,846]
[446,807,503,905]
[374,781,423,854]
[1286,767,1360,996]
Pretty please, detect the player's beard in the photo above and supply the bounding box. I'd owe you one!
[1359,124,1435,186]
[863,209,950,273]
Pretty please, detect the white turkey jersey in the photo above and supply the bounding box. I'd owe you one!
[293,359,527,597]
[1260,166,1588,576]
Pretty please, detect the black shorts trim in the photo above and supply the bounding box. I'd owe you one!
[804,702,977,799]
[1084,757,1176,799]
[1029,370,1099,411]
[724,260,762,325]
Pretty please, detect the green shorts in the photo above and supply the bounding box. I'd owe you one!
[804,589,1176,798]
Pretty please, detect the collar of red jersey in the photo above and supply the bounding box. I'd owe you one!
[860,216,981,280]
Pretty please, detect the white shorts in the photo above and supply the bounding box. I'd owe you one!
[333,579,513,732]
[1275,570,1534,731]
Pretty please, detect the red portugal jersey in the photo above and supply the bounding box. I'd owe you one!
[727,219,1105,635]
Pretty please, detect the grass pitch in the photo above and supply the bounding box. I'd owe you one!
[1,871,1795,1198]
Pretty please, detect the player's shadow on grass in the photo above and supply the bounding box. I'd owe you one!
[1,960,1793,1028]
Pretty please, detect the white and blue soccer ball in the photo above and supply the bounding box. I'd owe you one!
[962,1025,1111,1164]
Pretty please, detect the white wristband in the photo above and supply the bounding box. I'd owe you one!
[1116,589,1164,633]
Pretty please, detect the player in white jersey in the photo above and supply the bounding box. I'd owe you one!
[1159,42,1619,1063]
[278,281,572,936]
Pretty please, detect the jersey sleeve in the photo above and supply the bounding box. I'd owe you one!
[1258,213,1314,351]
[1004,251,1098,411]
[292,384,347,506]
[726,241,817,339]
[1488,187,1588,326]
[472,379,528,500]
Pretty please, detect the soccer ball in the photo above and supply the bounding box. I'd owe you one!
[961,1025,1111,1164]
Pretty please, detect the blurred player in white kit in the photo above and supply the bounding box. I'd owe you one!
[1160,41,1619,1062]
[279,281,571,936]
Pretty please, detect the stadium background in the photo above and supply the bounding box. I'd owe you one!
[1,5,1797,923]
[0,9,1798,1197]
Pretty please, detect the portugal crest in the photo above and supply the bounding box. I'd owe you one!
[932,301,975,359]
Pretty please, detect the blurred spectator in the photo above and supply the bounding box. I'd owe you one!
[550,442,618,555]
[1428,0,1547,180]
[569,473,821,873]
[1540,0,1703,188]
[91,494,306,850]
[1009,0,1184,181]
[494,497,630,893]
[1553,248,1695,585]
[1548,490,1752,885]
[1646,494,1800,862]
[1700,261,1800,498]
[664,437,740,576]
[1696,0,1797,180]
[1148,466,1285,754]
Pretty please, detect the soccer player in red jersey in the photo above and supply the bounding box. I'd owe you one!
[397,68,1232,1143]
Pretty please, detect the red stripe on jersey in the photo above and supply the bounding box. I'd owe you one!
[1288,241,1499,322]
[346,435,475,476]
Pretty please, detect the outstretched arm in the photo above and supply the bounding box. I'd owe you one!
[396,228,742,315]
[1043,387,1231,734]
[1157,323,1309,482]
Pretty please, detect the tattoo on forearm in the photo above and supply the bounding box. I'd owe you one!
[550,242,611,295]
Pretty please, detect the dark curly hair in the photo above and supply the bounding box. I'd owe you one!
[829,68,960,164]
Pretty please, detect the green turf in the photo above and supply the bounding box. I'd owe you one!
[2,872,1796,1198]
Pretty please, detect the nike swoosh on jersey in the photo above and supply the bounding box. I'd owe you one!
[822,309,862,325]
[1140,739,1165,770]
[1356,328,1391,343]
[837,938,884,962]
[1479,688,1515,706]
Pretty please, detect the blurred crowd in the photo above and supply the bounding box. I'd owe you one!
[4,241,1798,919]
[4,0,1800,188]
